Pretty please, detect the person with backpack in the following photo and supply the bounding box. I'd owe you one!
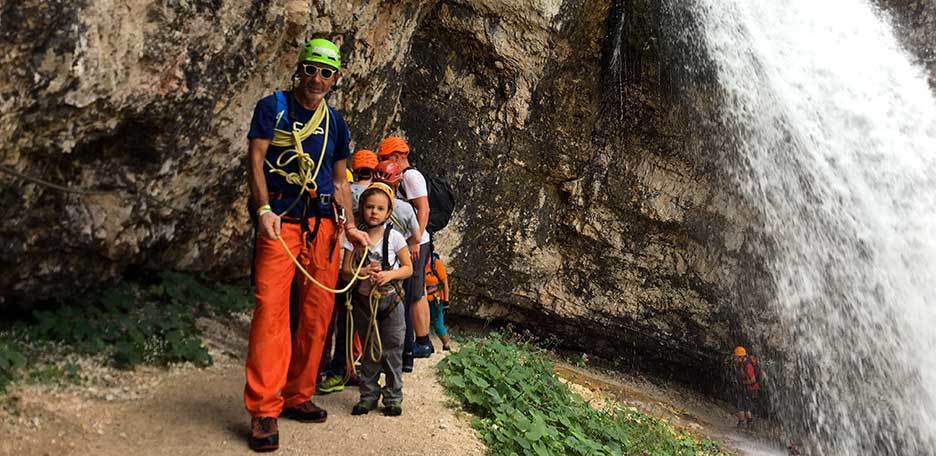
[371,159,428,371]
[340,182,413,416]
[425,252,452,351]
[732,346,763,428]
[377,136,435,363]
[244,37,369,452]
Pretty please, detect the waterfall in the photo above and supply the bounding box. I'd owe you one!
[692,0,936,453]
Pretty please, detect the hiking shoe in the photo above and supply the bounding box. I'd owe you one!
[351,400,378,416]
[382,403,403,416]
[442,344,451,352]
[402,352,414,373]
[317,375,345,394]
[281,401,328,423]
[346,373,361,387]
[249,417,279,452]
[413,342,433,358]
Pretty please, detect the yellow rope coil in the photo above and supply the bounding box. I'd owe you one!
[265,98,330,195]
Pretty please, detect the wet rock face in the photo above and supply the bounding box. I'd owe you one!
[879,0,936,89]
[402,0,755,380]
[1,0,755,380]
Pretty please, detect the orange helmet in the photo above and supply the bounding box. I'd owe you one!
[374,160,403,186]
[734,346,747,357]
[351,150,378,171]
[378,136,410,158]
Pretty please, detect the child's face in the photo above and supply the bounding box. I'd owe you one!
[362,193,391,226]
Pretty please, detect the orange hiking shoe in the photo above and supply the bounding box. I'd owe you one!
[249,417,278,452]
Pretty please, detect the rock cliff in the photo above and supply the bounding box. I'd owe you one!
[17,0,919,383]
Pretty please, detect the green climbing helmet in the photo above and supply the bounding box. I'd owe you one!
[298,38,341,71]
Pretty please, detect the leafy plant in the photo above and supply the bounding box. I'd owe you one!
[26,272,251,370]
[0,340,26,392]
[27,363,81,385]
[438,334,732,456]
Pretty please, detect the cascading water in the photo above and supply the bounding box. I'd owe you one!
[691,0,936,453]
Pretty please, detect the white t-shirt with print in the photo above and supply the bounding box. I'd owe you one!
[342,227,408,296]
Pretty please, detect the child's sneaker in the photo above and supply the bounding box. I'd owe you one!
[317,375,345,394]
[352,400,378,415]
[412,342,433,358]
[442,344,451,351]
[382,403,403,416]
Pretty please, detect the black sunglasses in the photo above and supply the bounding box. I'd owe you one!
[300,63,336,79]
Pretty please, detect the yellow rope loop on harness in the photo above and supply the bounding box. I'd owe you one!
[360,287,385,363]
[341,284,390,383]
[277,236,369,294]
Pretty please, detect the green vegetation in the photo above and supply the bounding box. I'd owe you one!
[0,340,26,393]
[0,272,250,392]
[438,334,731,456]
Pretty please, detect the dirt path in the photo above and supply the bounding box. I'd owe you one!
[554,364,786,456]
[1,315,788,456]
[0,318,484,456]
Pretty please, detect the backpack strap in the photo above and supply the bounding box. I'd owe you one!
[381,225,392,271]
[274,91,289,130]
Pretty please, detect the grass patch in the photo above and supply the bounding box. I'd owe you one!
[0,271,251,391]
[438,333,732,456]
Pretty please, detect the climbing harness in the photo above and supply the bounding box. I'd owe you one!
[339,224,404,384]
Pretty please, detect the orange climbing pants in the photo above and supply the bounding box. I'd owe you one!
[244,218,340,418]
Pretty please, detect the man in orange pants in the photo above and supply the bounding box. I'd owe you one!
[245,37,368,452]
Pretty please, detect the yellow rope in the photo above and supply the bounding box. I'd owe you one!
[276,235,368,293]
[264,96,329,195]
[360,287,385,363]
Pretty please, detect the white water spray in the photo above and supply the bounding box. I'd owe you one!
[692,0,936,453]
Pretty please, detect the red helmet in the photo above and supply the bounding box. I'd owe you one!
[374,161,403,185]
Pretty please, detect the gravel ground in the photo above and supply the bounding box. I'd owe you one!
[0,316,485,456]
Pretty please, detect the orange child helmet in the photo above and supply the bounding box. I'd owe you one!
[378,136,410,158]
[734,346,747,357]
[352,150,378,171]
[374,161,403,186]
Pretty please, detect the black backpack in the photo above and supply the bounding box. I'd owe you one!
[399,167,456,234]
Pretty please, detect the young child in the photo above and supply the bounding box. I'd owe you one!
[425,252,452,351]
[341,182,413,416]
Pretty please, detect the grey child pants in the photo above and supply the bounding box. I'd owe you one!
[353,289,405,406]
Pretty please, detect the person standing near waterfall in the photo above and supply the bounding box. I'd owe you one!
[244,37,369,453]
[732,346,762,428]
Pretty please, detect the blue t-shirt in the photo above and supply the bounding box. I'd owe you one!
[248,91,351,217]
